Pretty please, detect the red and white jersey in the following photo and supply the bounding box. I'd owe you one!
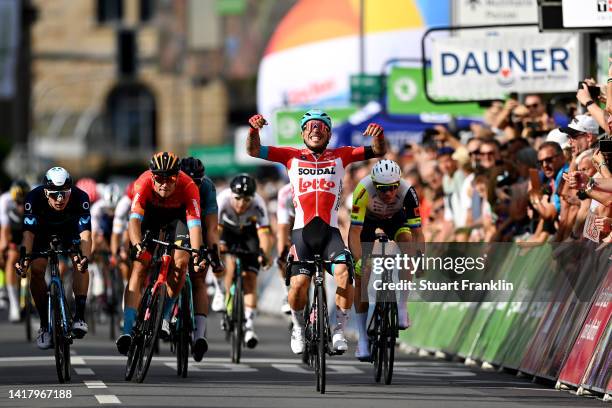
[261,146,371,229]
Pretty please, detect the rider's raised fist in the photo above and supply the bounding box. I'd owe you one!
[248,114,268,130]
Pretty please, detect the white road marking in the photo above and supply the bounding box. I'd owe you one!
[271,364,310,374]
[71,357,86,365]
[328,365,363,374]
[165,362,258,373]
[95,395,121,404]
[74,367,95,375]
[85,380,107,389]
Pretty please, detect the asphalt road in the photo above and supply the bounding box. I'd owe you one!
[0,309,607,408]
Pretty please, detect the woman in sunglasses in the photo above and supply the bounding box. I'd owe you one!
[16,167,92,349]
[348,159,424,361]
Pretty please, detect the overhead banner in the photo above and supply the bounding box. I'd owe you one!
[431,33,581,100]
[0,0,20,99]
[453,0,538,37]
[562,0,612,28]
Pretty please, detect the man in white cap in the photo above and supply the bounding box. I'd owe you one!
[560,115,600,158]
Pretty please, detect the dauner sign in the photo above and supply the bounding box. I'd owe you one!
[431,33,580,100]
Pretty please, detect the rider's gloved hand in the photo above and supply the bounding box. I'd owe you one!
[276,245,289,269]
[363,123,384,138]
[134,242,152,263]
[258,248,271,269]
[248,114,267,130]
[15,256,30,277]
[209,244,224,273]
[73,255,88,273]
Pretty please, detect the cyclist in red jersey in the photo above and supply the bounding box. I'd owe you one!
[116,152,206,355]
[247,109,386,354]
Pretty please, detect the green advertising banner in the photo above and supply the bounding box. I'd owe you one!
[216,0,246,15]
[274,106,357,146]
[386,67,484,116]
[188,145,254,178]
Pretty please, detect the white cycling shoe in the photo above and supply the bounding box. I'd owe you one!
[245,329,259,349]
[37,328,53,350]
[290,326,305,354]
[211,290,226,313]
[332,327,348,352]
[72,320,88,339]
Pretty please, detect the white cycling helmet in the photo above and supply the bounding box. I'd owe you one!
[103,183,121,207]
[43,167,72,191]
[371,160,401,184]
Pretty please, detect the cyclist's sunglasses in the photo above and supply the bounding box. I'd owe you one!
[233,194,253,203]
[302,120,330,134]
[375,183,399,193]
[45,189,71,200]
[152,173,178,185]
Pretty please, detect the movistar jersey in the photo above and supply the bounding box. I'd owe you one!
[23,186,92,235]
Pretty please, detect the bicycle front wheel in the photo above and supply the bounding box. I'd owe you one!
[51,285,67,383]
[383,303,397,385]
[125,288,150,381]
[316,285,326,394]
[136,283,166,383]
[231,278,244,364]
[372,306,383,383]
[24,283,32,342]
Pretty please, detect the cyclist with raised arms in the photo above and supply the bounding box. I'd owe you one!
[16,167,91,348]
[179,157,224,361]
[247,109,386,354]
[0,181,30,322]
[349,159,424,361]
[216,174,273,349]
[116,152,206,355]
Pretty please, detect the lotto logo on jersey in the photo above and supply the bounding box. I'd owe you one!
[298,178,336,193]
[298,167,336,176]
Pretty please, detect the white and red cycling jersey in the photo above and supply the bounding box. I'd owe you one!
[259,146,374,229]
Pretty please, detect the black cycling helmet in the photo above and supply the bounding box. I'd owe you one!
[43,167,73,191]
[180,157,205,183]
[230,174,256,196]
[149,151,180,176]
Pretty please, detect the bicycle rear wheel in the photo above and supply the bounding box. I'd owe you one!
[316,285,326,394]
[231,277,244,364]
[136,283,166,383]
[51,285,67,383]
[383,303,397,385]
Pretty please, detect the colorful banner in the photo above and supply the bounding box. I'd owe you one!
[257,0,449,144]
[558,267,612,387]
[430,33,581,100]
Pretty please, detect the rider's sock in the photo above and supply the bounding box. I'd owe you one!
[291,308,304,330]
[245,307,256,330]
[335,306,349,330]
[399,284,408,307]
[123,307,137,334]
[195,314,207,339]
[162,297,176,322]
[7,285,19,312]
[74,295,87,321]
[355,312,368,342]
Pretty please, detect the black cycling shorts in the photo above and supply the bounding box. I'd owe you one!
[359,210,412,243]
[220,225,260,274]
[289,217,347,278]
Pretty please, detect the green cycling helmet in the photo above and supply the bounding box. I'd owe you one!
[300,109,332,130]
